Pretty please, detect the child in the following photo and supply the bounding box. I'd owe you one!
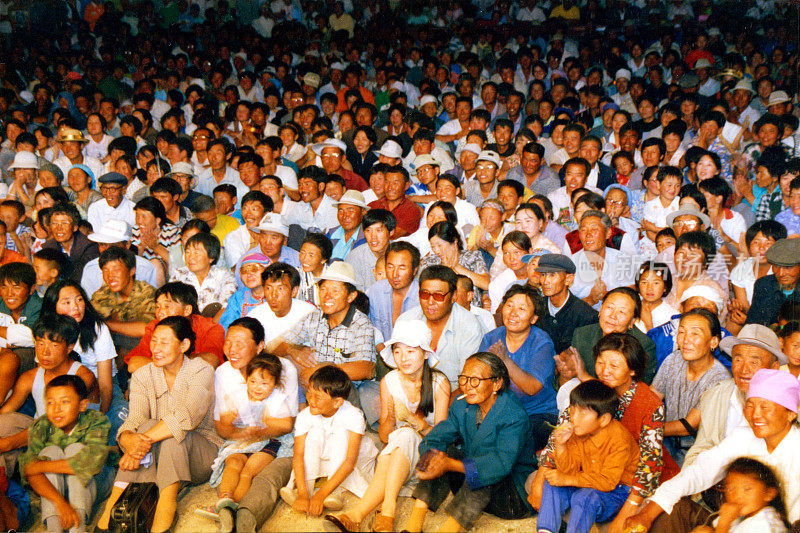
[611,150,635,187]
[690,457,788,533]
[636,261,678,331]
[373,254,386,282]
[280,365,377,516]
[779,321,800,378]
[642,166,682,244]
[203,354,294,518]
[19,375,111,533]
[32,249,71,297]
[0,199,32,259]
[655,228,676,254]
[297,232,332,305]
[536,380,638,533]
[213,184,238,217]
[218,252,270,330]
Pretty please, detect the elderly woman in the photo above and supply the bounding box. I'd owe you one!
[401,352,535,532]
[96,316,222,533]
[532,333,679,532]
[171,232,236,318]
[651,309,731,465]
[420,220,489,305]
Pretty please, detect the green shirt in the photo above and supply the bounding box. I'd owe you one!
[571,323,658,385]
[19,409,112,486]
[0,291,42,327]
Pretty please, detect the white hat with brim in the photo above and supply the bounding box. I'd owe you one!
[8,151,38,170]
[312,138,347,156]
[413,154,440,170]
[719,324,787,366]
[768,91,791,107]
[252,213,289,237]
[419,95,438,107]
[615,69,632,81]
[733,80,754,93]
[666,207,711,229]
[316,261,357,285]
[334,190,368,209]
[374,140,402,159]
[461,143,482,156]
[476,150,502,167]
[694,58,713,70]
[166,161,195,179]
[382,319,439,368]
[88,219,132,244]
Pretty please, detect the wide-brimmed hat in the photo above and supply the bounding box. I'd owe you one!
[8,151,38,170]
[252,213,289,237]
[720,324,786,365]
[666,207,711,229]
[166,161,195,179]
[334,190,368,209]
[375,140,402,159]
[57,128,87,143]
[316,261,356,285]
[88,219,132,244]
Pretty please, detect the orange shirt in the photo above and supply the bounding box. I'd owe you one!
[0,249,26,266]
[336,86,375,112]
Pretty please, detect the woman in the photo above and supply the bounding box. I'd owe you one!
[665,232,729,322]
[421,220,488,305]
[467,199,509,268]
[532,333,679,532]
[487,231,532,313]
[325,320,450,532]
[401,352,535,532]
[96,316,221,533]
[695,150,722,183]
[346,126,378,181]
[479,285,558,451]
[132,196,179,286]
[41,279,124,429]
[84,112,113,162]
[171,232,236,318]
[402,200,458,259]
[490,202,558,279]
[66,164,102,214]
[698,176,747,257]
[651,309,730,465]
[635,261,679,332]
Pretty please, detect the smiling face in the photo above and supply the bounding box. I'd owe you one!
[224,325,263,371]
[50,213,76,244]
[101,259,134,295]
[676,314,718,362]
[598,292,636,334]
[392,342,427,376]
[501,293,536,334]
[246,368,277,401]
[744,396,796,442]
[578,215,608,253]
[318,279,354,316]
[595,349,634,392]
[149,325,189,367]
[364,222,390,254]
[337,204,364,232]
[731,344,776,394]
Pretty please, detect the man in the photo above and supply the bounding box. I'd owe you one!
[81,220,158,298]
[166,161,202,210]
[249,262,315,344]
[345,209,396,292]
[534,254,598,354]
[395,265,485,387]
[486,119,515,159]
[327,190,367,261]
[149,177,189,229]
[368,165,422,238]
[189,194,240,245]
[367,241,421,343]
[507,142,560,196]
[52,128,104,183]
[497,90,526,135]
[452,143,480,183]
[547,157,601,228]
[684,324,784,466]
[728,79,762,135]
[558,135,617,190]
[86,172,136,234]
[402,128,454,175]
[236,213,301,286]
[453,274,495,332]
[42,205,99,281]
[627,369,800,532]
[196,139,247,199]
[296,166,338,232]
[222,191,274,268]
[463,150,501,206]
[315,138,368,191]
[570,211,637,307]
[746,238,800,326]
[124,282,225,373]
[254,136,299,198]
[435,96,471,144]
[274,261,378,421]
[407,154,439,203]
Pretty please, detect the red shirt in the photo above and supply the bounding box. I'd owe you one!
[125,314,225,364]
[336,86,375,112]
[368,196,422,238]
[339,168,368,191]
[0,249,26,266]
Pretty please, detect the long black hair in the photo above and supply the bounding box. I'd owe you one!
[417,359,446,417]
[41,279,103,352]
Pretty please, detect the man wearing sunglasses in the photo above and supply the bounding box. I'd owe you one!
[395,265,486,389]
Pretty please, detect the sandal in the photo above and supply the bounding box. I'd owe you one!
[215,496,238,512]
[323,513,360,532]
[372,513,394,532]
[194,505,220,521]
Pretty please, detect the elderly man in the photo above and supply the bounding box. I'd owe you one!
[746,238,800,326]
[315,138,368,191]
[569,210,636,307]
[627,369,800,532]
[327,190,367,261]
[86,172,137,233]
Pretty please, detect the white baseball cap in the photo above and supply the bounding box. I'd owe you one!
[88,219,132,244]
[419,95,438,107]
[476,150,502,167]
[461,143,482,156]
[375,140,402,159]
[680,285,724,314]
[615,69,632,81]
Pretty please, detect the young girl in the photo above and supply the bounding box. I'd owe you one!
[218,253,270,330]
[691,457,788,533]
[324,320,450,533]
[487,231,532,314]
[635,262,679,332]
[203,354,294,516]
[779,321,800,378]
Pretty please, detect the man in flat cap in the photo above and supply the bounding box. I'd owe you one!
[746,238,800,326]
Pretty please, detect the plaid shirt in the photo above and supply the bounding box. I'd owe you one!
[19,409,111,487]
[755,187,786,221]
[284,305,375,365]
[707,136,733,181]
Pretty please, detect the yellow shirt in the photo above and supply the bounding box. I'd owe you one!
[549,4,580,20]
[211,214,240,243]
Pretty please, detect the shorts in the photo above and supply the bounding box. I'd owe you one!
[259,439,281,457]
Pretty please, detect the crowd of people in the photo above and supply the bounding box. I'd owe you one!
[0,0,798,532]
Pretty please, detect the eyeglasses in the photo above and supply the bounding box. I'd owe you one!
[457,375,496,388]
[419,290,450,302]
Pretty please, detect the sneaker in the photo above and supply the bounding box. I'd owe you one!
[279,486,298,506]
[194,505,219,521]
[323,490,344,511]
[217,507,234,533]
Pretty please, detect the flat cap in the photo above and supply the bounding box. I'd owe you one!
[533,253,576,274]
[766,238,800,267]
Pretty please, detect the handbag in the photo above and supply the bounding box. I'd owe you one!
[109,482,159,533]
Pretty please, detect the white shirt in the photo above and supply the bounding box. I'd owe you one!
[570,247,637,305]
[643,196,680,228]
[196,166,248,199]
[74,323,117,377]
[214,359,299,421]
[277,197,314,228]
[54,155,104,185]
[274,164,298,191]
[719,209,747,245]
[730,258,772,304]
[86,197,136,233]
[84,134,114,161]
[247,299,315,343]
[436,118,464,137]
[651,425,800,523]
[81,255,159,298]
[488,268,521,313]
[307,194,339,232]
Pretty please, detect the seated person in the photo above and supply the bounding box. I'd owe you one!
[0,262,43,400]
[279,366,378,516]
[20,375,111,533]
[171,232,237,318]
[296,232,333,306]
[218,252,270,331]
[249,263,315,344]
[344,208,396,292]
[96,316,222,533]
[32,248,72,298]
[0,316,99,478]
[41,203,99,281]
[90,247,156,348]
[535,380,639,533]
[401,352,535,532]
[125,282,225,373]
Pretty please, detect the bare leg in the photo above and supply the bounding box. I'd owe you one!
[0,349,19,403]
[404,499,429,533]
[380,449,410,518]
[232,453,274,502]
[217,454,247,501]
[346,453,392,523]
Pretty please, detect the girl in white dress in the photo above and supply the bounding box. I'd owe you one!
[324,319,450,533]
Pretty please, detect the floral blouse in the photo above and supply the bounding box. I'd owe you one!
[420,249,488,307]
[539,381,668,498]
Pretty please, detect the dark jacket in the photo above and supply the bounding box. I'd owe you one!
[746,275,800,326]
[42,230,99,282]
[537,292,599,354]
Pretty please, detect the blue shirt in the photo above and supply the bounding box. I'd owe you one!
[366,278,419,341]
[776,208,800,236]
[648,315,732,372]
[219,288,265,330]
[479,326,557,416]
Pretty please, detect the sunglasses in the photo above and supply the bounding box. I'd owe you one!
[419,290,450,302]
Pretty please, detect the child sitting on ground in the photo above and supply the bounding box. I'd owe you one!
[690,457,789,533]
[19,375,111,533]
[536,380,639,533]
[779,321,800,379]
[280,365,377,516]
[201,354,294,518]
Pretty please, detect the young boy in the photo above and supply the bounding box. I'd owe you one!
[19,375,110,533]
[0,200,32,259]
[642,166,682,243]
[536,380,638,533]
[32,248,71,297]
[655,228,676,254]
[279,366,376,516]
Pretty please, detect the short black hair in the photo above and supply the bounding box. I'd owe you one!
[134,196,167,224]
[228,316,265,345]
[262,262,301,288]
[636,261,673,296]
[419,264,457,294]
[675,231,716,268]
[308,364,351,399]
[746,220,787,248]
[362,208,397,233]
[45,374,88,400]
[214,183,238,200]
[0,261,36,288]
[385,241,421,272]
[155,315,196,355]
[150,177,182,197]
[569,379,619,417]
[241,190,273,212]
[33,314,80,345]
[301,232,333,262]
[155,282,199,314]
[185,232,221,265]
[99,247,136,271]
[593,332,647,381]
[33,248,73,280]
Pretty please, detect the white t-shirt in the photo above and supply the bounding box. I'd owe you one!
[643,196,680,228]
[436,118,464,137]
[213,359,299,421]
[247,299,315,343]
[720,209,747,245]
[73,323,117,377]
[730,258,771,304]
